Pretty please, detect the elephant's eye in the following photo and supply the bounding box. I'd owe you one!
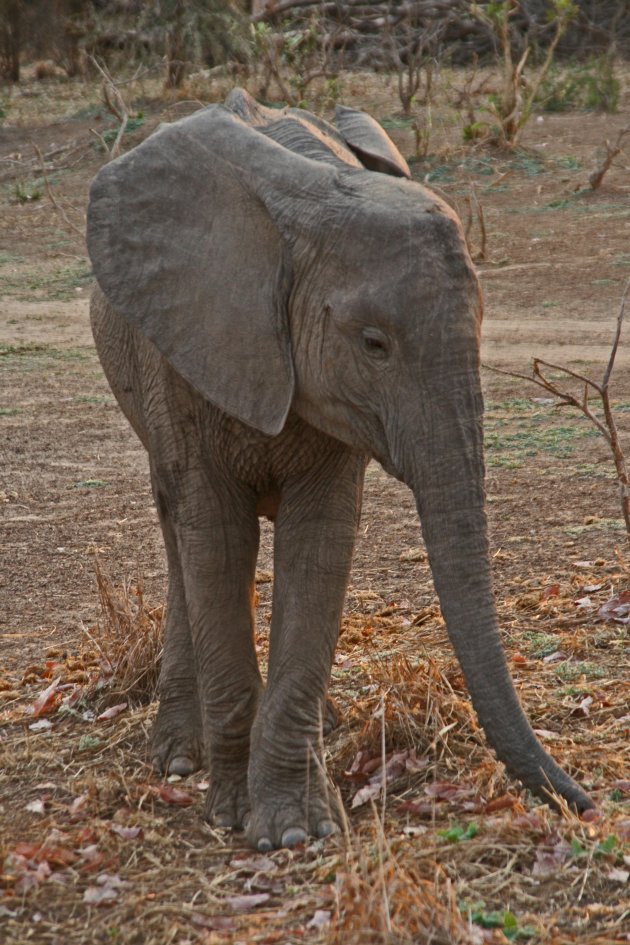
[361,327,390,360]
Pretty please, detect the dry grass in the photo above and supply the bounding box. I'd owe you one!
[0,590,628,944]
[83,560,163,706]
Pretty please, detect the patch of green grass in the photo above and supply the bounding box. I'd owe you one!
[573,463,614,480]
[0,252,24,266]
[72,479,107,489]
[1,261,93,301]
[564,518,624,536]
[521,631,558,659]
[14,180,43,203]
[556,155,582,170]
[67,103,107,122]
[0,342,49,357]
[0,407,21,416]
[510,152,545,177]
[439,822,478,843]
[379,116,415,130]
[75,394,114,405]
[0,342,91,363]
[463,903,537,941]
[554,661,607,682]
[485,398,545,414]
[486,424,592,459]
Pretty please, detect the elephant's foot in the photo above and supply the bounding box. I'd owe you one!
[204,766,250,829]
[246,761,339,851]
[150,699,204,777]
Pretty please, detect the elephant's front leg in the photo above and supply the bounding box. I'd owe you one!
[156,467,263,829]
[247,450,365,851]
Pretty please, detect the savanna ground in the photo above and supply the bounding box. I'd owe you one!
[0,61,629,945]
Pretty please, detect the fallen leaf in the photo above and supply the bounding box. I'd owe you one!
[70,793,90,819]
[83,885,119,905]
[31,678,61,718]
[351,781,383,808]
[484,794,520,814]
[83,873,128,905]
[307,910,331,929]
[191,913,237,932]
[97,702,127,722]
[543,651,567,664]
[608,868,629,884]
[153,784,195,807]
[532,841,570,877]
[0,906,19,918]
[598,591,630,623]
[28,719,53,732]
[25,799,47,815]
[13,842,76,868]
[229,855,277,873]
[398,799,434,818]
[109,824,143,840]
[541,584,560,599]
[575,596,594,609]
[225,893,270,912]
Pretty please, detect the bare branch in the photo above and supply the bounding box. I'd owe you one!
[588,125,629,191]
[33,144,85,243]
[602,278,630,390]
[486,283,630,543]
[88,56,129,161]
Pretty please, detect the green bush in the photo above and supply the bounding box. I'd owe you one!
[541,56,620,113]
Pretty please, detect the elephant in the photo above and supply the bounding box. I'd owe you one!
[86,88,593,851]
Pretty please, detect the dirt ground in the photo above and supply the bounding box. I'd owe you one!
[0,67,629,945]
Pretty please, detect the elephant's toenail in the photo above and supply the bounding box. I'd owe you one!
[281,827,307,848]
[317,819,338,839]
[168,755,194,776]
[258,837,273,853]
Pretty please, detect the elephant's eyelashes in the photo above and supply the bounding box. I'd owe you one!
[361,328,390,360]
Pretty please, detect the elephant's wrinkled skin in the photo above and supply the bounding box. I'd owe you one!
[87,89,593,851]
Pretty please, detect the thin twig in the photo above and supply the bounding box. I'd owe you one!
[588,125,629,191]
[33,144,85,242]
[485,280,630,542]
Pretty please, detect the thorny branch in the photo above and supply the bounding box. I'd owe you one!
[487,279,630,541]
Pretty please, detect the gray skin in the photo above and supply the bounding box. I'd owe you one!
[87,89,593,852]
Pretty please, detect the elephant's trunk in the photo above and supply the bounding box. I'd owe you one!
[402,373,593,812]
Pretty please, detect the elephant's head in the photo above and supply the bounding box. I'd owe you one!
[87,90,593,813]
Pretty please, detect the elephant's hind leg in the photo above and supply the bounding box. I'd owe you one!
[150,501,204,778]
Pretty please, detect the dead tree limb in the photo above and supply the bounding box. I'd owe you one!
[88,56,129,161]
[486,279,630,542]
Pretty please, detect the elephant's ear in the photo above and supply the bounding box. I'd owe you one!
[87,105,295,436]
[334,105,411,179]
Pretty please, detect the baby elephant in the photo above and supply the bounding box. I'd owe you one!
[87,89,593,851]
